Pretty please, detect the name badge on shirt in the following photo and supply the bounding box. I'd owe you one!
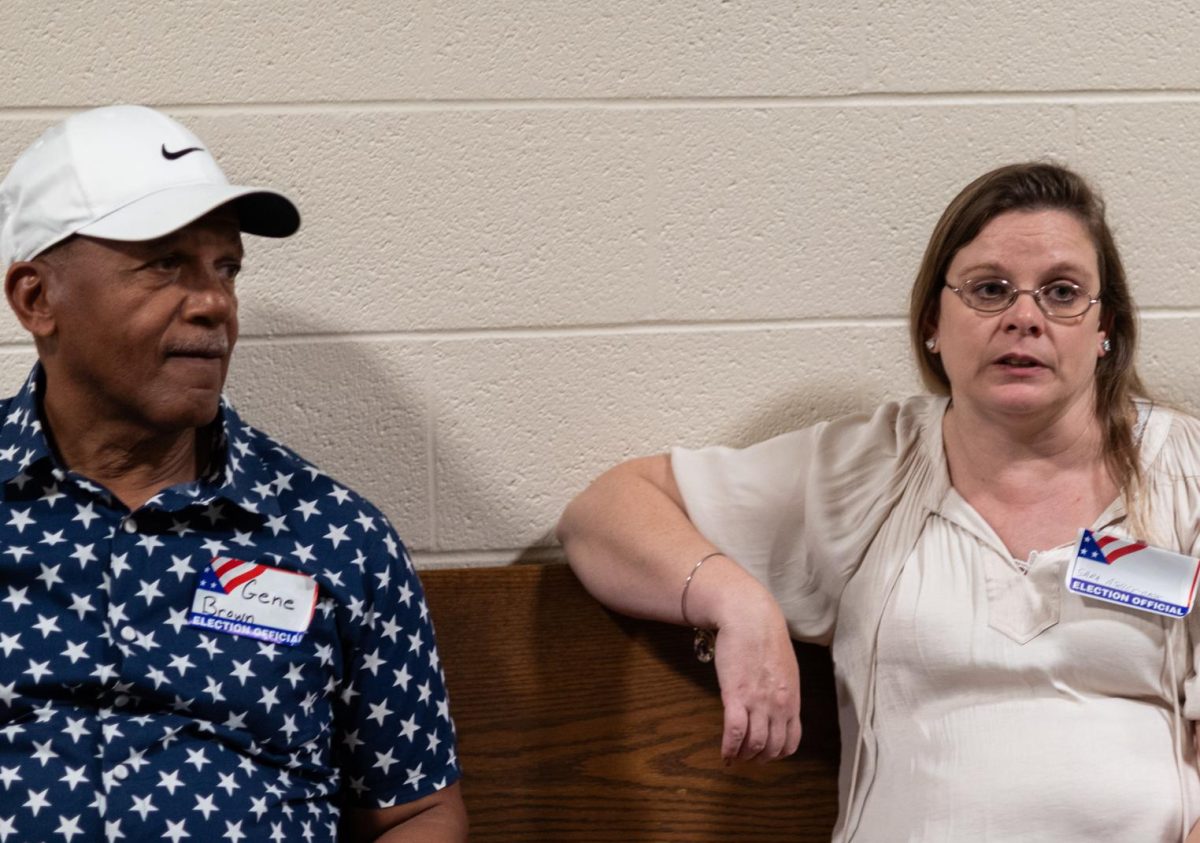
[187,556,318,646]
[1065,529,1200,619]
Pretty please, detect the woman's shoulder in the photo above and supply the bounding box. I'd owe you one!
[1140,399,1200,477]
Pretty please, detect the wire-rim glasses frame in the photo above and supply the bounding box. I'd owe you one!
[944,277,1101,318]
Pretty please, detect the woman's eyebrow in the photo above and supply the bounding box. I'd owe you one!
[954,261,1004,277]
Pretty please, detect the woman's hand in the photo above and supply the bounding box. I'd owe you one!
[713,597,802,764]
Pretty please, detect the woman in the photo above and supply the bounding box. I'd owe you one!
[557,162,1200,842]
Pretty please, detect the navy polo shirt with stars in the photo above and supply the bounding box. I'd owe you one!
[0,365,459,842]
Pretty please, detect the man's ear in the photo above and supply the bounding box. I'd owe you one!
[5,260,56,338]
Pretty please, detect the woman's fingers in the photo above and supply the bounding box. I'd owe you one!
[714,613,802,764]
[721,702,749,763]
[784,711,803,757]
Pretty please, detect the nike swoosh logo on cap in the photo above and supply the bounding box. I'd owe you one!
[161,144,203,160]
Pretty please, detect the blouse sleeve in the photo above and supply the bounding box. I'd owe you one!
[1144,411,1200,720]
[671,397,933,644]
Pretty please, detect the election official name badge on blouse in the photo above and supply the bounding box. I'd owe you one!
[1066,529,1200,619]
[187,556,318,646]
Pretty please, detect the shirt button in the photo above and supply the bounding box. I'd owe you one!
[112,764,129,781]
[119,626,137,642]
[122,518,137,534]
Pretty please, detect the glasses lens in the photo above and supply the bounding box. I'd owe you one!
[1037,280,1090,316]
[960,279,1015,312]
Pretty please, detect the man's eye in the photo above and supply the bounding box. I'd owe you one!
[149,254,183,271]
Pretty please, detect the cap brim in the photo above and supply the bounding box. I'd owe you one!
[76,183,300,242]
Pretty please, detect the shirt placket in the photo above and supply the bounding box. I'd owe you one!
[95,498,165,817]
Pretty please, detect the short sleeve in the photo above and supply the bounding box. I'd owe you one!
[334,524,461,806]
[672,397,936,644]
[1141,410,1200,720]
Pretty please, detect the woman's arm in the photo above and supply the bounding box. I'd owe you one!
[557,454,801,763]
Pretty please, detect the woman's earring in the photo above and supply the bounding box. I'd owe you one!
[925,337,937,352]
[1101,338,1112,353]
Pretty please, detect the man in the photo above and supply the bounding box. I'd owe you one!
[0,105,466,841]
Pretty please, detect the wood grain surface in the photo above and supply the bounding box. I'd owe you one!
[422,564,840,842]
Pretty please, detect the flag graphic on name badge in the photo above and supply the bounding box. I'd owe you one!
[196,557,268,594]
[1076,530,1147,565]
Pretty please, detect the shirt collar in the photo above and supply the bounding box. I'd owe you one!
[0,364,56,486]
[0,363,280,518]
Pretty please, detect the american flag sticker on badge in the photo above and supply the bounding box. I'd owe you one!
[188,556,318,646]
[1066,529,1200,619]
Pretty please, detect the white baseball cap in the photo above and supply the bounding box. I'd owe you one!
[0,104,300,267]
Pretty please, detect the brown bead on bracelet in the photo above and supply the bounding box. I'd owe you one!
[681,551,724,663]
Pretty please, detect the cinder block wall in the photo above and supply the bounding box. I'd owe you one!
[3,3,1199,567]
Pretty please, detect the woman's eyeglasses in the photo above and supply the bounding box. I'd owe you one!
[945,278,1100,318]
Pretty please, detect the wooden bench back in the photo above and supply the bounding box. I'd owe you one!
[422,563,840,841]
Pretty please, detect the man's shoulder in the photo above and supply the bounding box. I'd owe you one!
[229,417,395,536]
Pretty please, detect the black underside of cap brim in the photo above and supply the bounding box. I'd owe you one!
[233,192,301,238]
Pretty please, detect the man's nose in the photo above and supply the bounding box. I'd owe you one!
[183,268,236,324]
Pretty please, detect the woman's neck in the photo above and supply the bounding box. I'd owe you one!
[942,393,1110,505]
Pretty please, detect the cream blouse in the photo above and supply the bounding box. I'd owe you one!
[672,396,1200,842]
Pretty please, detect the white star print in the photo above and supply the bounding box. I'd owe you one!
[54,814,83,841]
[157,769,184,795]
[39,529,66,546]
[135,579,164,604]
[24,659,51,683]
[38,484,65,506]
[280,715,299,742]
[60,641,88,664]
[129,794,156,821]
[66,592,95,619]
[323,523,349,548]
[162,819,188,842]
[6,509,33,533]
[23,787,50,816]
[135,534,163,555]
[3,586,32,611]
[167,555,194,580]
[193,793,217,820]
[167,654,195,676]
[367,699,393,726]
[71,503,99,529]
[397,581,414,606]
[58,767,86,791]
[264,513,288,535]
[35,563,63,589]
[373,748,398,775]
[398,713,420,742]
[404,763,426,790]
[230,659,256,685]
[0,633,21,657]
